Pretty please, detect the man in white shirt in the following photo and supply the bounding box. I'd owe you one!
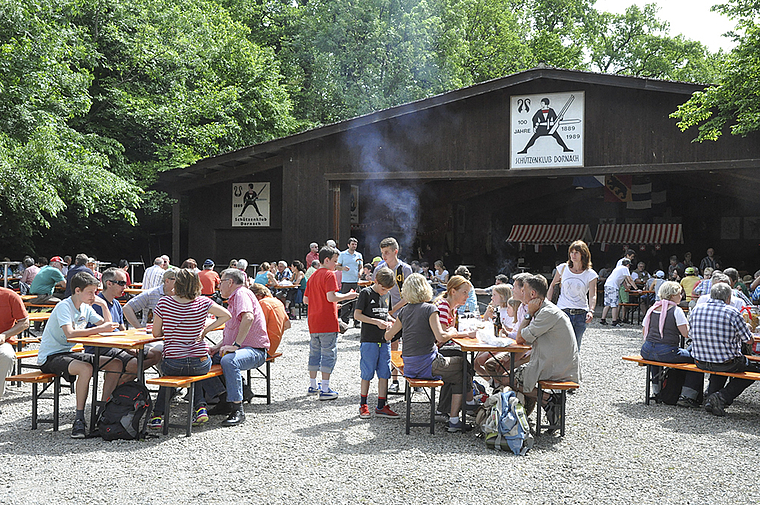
[337,238,363,327]
[600,259,638,326]
[142,257,166,290]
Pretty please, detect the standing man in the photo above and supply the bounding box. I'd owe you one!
[337,238,363,328]
[374,237,413,393]
[29,256,66,304]
[600,259,638,326]
[617,249,636,268]
[203,268,270,426]
[305,243,320,267]
[690,283,760,417]
[142,257,166,290]
[0,286,28,412]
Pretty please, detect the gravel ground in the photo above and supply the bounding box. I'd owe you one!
[1,317,759,505]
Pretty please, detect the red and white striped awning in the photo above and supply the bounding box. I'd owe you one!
[506,224,593,245]
[594,224,683,245]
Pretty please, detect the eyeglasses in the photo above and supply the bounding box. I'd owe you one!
[109,280,127,286]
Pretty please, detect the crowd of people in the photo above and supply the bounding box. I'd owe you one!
[2,240,758,441]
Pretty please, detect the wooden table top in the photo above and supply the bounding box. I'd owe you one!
[67,328,162,349]
[124,288,144,295]
[450,336,531,353]
[27,312,51,322]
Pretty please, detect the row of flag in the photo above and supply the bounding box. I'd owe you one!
[572,175,666,209]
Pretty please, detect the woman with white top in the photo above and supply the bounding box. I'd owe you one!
[546,240,597,350]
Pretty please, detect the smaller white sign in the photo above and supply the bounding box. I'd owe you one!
[232,182,270,227]
[510,91,584,169]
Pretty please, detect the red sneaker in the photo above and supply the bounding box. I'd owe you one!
[359,404,371,419]
[374,405,399,418]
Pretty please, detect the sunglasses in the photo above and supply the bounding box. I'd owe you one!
[109,280,127,286]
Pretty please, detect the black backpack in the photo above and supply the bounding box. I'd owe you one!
[97,381,152,441]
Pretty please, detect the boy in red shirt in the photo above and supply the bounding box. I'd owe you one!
[304,246,358,400]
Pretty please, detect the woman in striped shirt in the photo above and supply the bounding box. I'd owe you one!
[149,268,231,429]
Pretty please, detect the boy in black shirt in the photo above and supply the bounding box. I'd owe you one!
[353,267,398,419]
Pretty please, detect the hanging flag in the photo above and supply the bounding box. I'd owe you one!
[605,175,632,202]
[627,176,667,210]
[572,176,605,189]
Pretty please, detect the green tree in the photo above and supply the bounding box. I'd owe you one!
[672,0,760,140]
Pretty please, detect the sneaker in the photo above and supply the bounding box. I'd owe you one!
[353,320,361,328]
[192,407,209,426]
[676,395,701,409]
[148,415,164,430]
[307,386,321,396]
[611,320,621,327]
[359,404,371,419]
[705,392,726,417]
[434,411,448,422]
[387,382,400,394]
[71,419,87,439]
[543,393,561,427]
[599,319,607,325]
[447,418,465,433]
[319,388,339,400]
[375,405,399,418]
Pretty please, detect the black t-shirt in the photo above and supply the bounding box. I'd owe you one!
[355,286,389,343]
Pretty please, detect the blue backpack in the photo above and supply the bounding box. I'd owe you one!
[480,390,534,455]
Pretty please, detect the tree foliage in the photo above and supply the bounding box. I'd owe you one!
[671,0,760,141]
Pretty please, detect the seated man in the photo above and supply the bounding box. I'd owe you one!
[63,253,94,298]
[198,259,221,296]
[36,272,122,438]
[202,268,270,426]
[1,286,29,413]
[694,273,744,311]
[29,256,67,304]
[690,283,760,417]
[474,274,511,296]
[631,262,651,288]
[87,268,161,380]
[141,257,166,290]
[123,269,176,328]
[514,275,580,421]
[251,283,290,356]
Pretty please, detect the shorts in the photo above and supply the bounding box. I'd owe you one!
[40,351,97,383]
[431,354,471,391]
[604,285,620,307]
[618,285,630,303]
[359,342,392,381]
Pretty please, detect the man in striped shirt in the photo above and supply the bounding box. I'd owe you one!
[690,283,759,417]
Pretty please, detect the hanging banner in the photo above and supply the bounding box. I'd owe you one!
[232,182,270,227]
[604,175,632,202]
[510,91,584,169]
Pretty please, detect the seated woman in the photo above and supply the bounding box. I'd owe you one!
[285,260,306,317]
[640,280,703,407]
[431,260,449,294]
[384,273,473,433]
[148,268,231,429]
[253,262,276,287]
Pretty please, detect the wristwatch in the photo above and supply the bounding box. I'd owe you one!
[232,342,241,348]
[524,313,532,321]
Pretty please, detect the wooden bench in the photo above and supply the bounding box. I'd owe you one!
[146,364,225,437]
[622,354,760,405]
[391,351,444,435]
[12,345,84,387]
[535,380,579,437]
[619,302,642,325]
[5,371,63,430]
[245,352,283,405]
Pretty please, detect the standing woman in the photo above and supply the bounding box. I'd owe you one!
[148,268,231,429]
[546,240,597,350]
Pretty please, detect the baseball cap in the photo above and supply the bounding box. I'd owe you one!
[50,256,63,263]
[655,270,665,278]
[203,259,214,267]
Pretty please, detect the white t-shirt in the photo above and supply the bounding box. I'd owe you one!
[605,264,631,289]
[652,304,689,326]
[556,263,598,311]
[695,292,743,311]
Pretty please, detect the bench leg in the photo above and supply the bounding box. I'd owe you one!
[429,387,436,435]
[405,381,411,435]
[645,365,652,405]
[265,361,271,405]
[53,376,60,432]
[559,390,567,437]
[186,385,194,437]
[246,369,252,404]
[535,383,543,436]
[32,382,39,430]
[162,387,171,436]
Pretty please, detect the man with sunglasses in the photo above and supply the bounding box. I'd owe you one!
[86,268,161,392]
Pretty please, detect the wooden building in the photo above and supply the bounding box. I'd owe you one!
[155,67,760,283]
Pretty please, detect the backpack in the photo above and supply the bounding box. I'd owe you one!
[97,381,152,441]
[478,390,533,455]
[655,367,685,405]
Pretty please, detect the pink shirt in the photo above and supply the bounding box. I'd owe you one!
[223,286,270,350]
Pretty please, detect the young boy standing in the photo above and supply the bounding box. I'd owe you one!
[353,267,398,419]
[374,237,413,393]
[37,272,121,438]
[303,246,358,400]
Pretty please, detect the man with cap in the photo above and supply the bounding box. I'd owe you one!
[29,256,67,304]
[199,259,221,296]
[680,267,701,306]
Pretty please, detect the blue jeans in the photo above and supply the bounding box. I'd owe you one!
[220,347,267,402]
[563,310,587,350]
[641,341,703,399]
[308,332,338,374]
[154,356,211,415]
